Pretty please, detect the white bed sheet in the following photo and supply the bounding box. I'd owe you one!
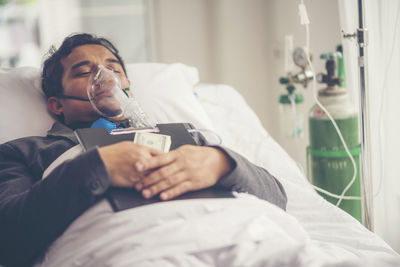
[193,83,400,265]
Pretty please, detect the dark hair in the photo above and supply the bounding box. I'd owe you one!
[41,33,127,99]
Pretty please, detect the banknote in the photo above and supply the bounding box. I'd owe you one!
[133,132,171,152]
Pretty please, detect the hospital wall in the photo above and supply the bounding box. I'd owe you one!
[152,0,342,171]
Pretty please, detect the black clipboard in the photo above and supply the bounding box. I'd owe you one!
[74,123,233,211]
[74,123,198,151]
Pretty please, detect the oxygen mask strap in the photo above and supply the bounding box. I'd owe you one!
[59,95,91,102]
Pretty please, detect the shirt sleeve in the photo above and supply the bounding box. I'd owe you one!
[214,146,288,210]
[0,143,111,266]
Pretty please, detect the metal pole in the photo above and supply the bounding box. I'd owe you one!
[357,0,374,231]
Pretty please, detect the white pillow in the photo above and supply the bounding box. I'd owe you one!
[127,63,214,130]
[0,63,214,144]
[0,67,54,144]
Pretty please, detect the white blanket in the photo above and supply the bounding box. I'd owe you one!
[40,197,309,267]
[37,145,400,267]
[38,188,400,267]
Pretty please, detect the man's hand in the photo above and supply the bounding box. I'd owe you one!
[134,145,232,200]
[98,141,163,187]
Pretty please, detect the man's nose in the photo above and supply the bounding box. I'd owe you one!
[94,68,110,84]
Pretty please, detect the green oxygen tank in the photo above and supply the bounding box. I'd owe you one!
[307,46,362,222]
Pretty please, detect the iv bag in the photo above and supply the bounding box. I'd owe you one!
[87,65,156,128]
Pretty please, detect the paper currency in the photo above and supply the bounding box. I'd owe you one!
[133,132,171,152]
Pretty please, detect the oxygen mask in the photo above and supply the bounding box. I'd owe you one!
[87,65,125,118]
[87,65,156,129]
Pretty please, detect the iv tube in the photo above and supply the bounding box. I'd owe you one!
[298,1,361,205]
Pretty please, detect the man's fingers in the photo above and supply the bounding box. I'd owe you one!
[135,151,177,172]
[139,161,183,189]
[150,150,163,156]
[159,181,193,200]
[99,141,166,188]
[141,171,186,199]
[132,143,164,156]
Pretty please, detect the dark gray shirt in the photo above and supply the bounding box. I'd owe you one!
[0,121,287,266]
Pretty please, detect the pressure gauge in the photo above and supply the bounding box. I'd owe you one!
[292,47,309,68]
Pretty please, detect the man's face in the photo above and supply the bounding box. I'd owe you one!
[48,44,130,125]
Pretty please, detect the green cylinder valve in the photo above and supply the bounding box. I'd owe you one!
[287,85,295,94]
[279,77,290,84]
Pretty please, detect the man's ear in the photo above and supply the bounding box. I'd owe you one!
[47,97,63,116]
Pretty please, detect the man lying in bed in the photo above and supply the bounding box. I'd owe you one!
[0,33,287,266]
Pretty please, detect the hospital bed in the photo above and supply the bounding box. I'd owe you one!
[0,63,399,266]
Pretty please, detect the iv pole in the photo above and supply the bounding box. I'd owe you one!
[343,0,373,231]
[356,0,373,231]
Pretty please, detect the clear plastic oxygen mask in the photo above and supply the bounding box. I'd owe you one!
[87,65,156,129]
